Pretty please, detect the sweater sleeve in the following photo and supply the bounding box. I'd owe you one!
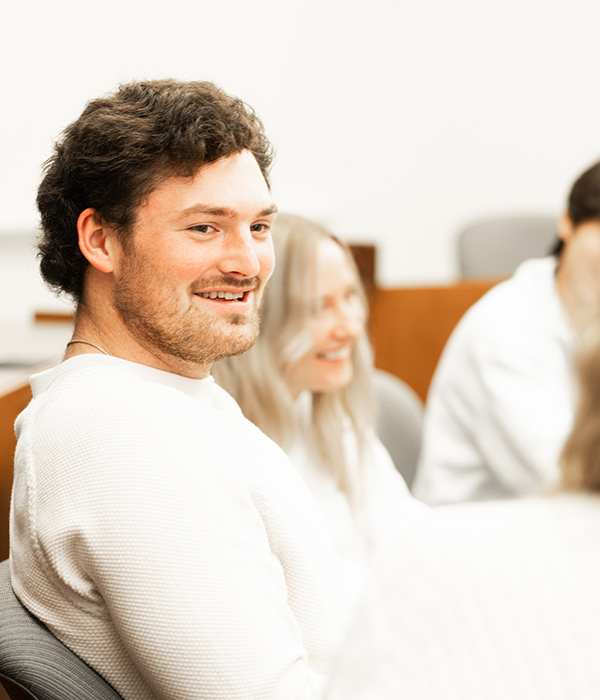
[13,372,340,700]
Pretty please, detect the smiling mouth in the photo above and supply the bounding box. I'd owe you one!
[318,347,351,361]
[195,290,251,302]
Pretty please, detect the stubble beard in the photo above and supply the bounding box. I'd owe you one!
[113,262,262,367]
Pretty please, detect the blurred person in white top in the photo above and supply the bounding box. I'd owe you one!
[415,160,600,504]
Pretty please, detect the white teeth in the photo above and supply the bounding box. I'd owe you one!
[320,348,350,361]
[198,291,244,300]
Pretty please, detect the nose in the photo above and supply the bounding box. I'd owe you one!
[331,302,365,340]
[219,229,262,279]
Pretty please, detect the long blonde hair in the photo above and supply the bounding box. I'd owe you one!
[212,213,374,509]
[560,318,600,492]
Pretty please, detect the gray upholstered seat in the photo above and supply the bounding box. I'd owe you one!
[372,369,423,490]
[457,216,558,278]
[0,559,123,700]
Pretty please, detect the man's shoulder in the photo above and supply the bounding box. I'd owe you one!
[23,358,220,451]
[33,359,190,413]
[20,357,293,488]
[17,359,269,493]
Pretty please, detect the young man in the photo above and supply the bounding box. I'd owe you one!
[10,80,346,700]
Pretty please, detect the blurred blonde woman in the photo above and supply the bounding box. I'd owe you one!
[213,213,426,595]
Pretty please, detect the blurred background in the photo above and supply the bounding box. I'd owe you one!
[1,0,600,322]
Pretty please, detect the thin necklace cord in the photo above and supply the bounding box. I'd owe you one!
[66,340,110,356]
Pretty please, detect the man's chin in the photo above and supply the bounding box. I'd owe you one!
[227,312,252,326]
[214,327,259,360]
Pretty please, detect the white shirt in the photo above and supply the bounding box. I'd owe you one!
[10,355,348,700]
[287,394,428,599]
[414,257,575,504]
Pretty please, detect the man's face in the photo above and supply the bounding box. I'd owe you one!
[111,150,276,375]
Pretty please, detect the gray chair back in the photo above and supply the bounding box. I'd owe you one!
[457,216,558,278]
[0,560,123,700]
[372,370,423,490]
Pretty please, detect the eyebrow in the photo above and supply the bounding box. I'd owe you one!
[180,203,278,218]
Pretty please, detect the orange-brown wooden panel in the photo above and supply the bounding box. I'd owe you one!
[369,280,502,403]
[34,311,74,323]
[0,381,32,561]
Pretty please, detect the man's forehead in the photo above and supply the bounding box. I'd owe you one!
[138,153,275,221]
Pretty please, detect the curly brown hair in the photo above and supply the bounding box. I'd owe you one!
[37,79,274,301]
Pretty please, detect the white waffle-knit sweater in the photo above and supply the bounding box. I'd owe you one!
[10,355,348,700]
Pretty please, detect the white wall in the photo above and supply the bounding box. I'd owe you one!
[2,0,600,321]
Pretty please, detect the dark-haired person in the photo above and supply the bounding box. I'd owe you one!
[326,315,600,700]
[414,160,600,505]
[10,80,347,700]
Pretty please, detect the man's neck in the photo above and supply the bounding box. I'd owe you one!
[67,304,212,380]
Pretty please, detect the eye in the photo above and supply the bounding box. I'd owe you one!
[189,224,216,234]
[250,223,270,235]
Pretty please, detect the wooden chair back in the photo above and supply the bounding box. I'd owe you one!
[369,280,501,402]
[0,380,32,561]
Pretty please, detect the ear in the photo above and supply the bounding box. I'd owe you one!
[77,208,121,273]
[558,212,576,244]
